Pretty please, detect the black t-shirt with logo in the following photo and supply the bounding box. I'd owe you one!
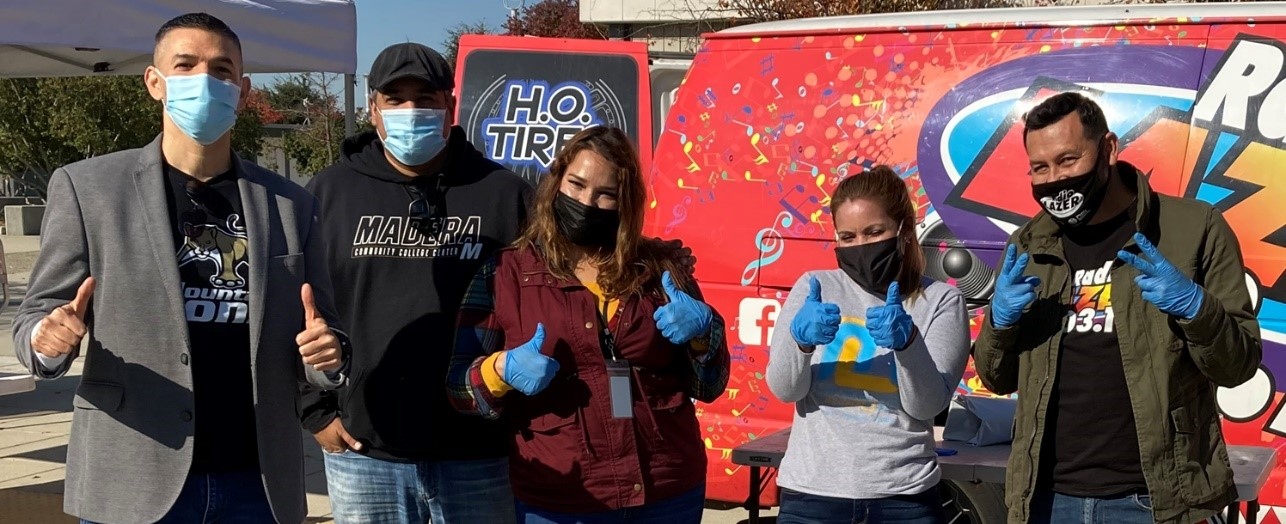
[163,165,257,473]
[1039,206,1147,496]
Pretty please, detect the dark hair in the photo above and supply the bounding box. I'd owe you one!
[517,126,690,298]
[828,165,926,299]
[155,13,242,51]
[1022,92,1108,144]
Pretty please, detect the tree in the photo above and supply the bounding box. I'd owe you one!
[0,76,267,200]
[443,20,495,67]
[507,0,606,39]
[267,73,350,175]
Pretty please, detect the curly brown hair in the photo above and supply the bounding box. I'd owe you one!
[516,126,692,298]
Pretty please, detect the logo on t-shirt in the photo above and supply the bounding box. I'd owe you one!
[178,214,250,324]
[1066,260,1115,334]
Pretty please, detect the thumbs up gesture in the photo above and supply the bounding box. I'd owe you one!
[33,277,96,358]
[499,324,560,396]
[789,275,841,347]
[296,283,342,372]
[653,271,714,345]
[866,281,915,351]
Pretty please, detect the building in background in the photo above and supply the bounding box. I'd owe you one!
[580,0,737,54]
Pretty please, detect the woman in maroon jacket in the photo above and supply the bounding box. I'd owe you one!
[448,126,730,523]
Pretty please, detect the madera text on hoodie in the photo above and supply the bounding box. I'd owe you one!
[301,127,533,462]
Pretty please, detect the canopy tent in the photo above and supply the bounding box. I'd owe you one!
[0,0,358,131]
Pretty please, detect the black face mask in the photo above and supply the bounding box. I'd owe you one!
[835,236,903,296]
[1031,145,1109,229]
[553,192,619,248]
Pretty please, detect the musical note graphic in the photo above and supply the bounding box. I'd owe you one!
[771,78,784,99]
[816,174,831,206]
[791,160,819,177]
[750,133,770,165]
[760,54,775,76]
[745,170,765,182]
[682,142,700,173]
[779,184,813,223]
[697,87,718,108]
[732,83,742,95]
[740,212,791,286]
[677,178,700,190]
[726,114,754,136]
[727,388,741,400]
[664,195,693,235]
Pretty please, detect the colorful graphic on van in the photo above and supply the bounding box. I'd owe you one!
[650,20,1286,513]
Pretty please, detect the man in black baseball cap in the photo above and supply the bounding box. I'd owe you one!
[300,42,531,523]
[368,41,455,92]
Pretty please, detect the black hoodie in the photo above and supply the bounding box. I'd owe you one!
[301,127,532,462]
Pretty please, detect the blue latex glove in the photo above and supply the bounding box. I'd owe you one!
[790,276,841,347]
[866,282,915,351]
[503,324,560,396]
[1118,232,1204,320]
[654,271,713,344]
[991,244,1041,329]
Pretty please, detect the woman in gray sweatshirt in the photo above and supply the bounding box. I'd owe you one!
[767,165,971,524]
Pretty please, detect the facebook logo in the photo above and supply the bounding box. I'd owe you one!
[737,298,780,346]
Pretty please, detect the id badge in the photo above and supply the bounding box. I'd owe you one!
[606,359,633,419]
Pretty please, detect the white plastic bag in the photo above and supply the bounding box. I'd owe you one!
[943,394,1017,446]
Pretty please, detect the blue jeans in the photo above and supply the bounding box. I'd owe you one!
[80,470,272,524]
[515,485,705,524]
[324,450,515,524]
[777,487,945,524]
[1028,490,1155,524]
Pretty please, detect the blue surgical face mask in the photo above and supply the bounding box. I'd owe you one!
[160,72,242,146]
[378,107,448,166]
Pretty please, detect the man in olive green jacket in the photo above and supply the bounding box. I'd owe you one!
[974,92,1260,524]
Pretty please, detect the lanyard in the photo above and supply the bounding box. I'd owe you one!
[594,298,621,362]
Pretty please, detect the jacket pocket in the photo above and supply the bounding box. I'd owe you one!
[1170,403,1233,505]
[72,381,124,411]
[527,410,577,433]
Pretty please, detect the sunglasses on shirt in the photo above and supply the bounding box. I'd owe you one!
[182,181,216,226]
[406,184,435,220]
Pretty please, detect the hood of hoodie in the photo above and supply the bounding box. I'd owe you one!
[338,125,487,185]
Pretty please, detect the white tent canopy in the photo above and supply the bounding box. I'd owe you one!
[0,0,356,76]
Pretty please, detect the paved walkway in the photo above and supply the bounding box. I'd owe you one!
[0,235,771,523]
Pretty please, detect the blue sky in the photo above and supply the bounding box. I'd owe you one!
[253,0,512,104]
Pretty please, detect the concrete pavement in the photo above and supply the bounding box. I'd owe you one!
[0,234,774,523]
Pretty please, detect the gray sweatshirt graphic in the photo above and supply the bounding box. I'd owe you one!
[767,270,970,499]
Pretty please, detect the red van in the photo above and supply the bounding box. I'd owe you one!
[457,3,1286,520]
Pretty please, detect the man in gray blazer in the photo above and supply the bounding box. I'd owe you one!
[12,13,349,524]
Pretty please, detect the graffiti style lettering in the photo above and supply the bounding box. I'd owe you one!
[1193,38,1286,139]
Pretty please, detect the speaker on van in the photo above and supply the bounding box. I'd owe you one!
[919,215,996,304]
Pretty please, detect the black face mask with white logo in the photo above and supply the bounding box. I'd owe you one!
[835,236,903,296]
[1031,144,1109,229]
[553,192,619,248]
